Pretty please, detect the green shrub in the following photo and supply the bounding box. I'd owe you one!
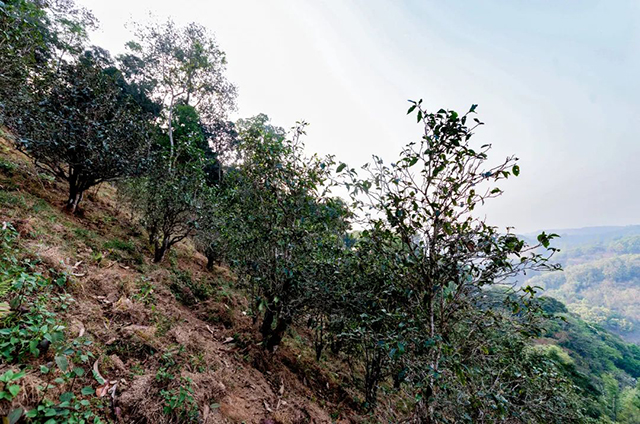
[169,270,214,305]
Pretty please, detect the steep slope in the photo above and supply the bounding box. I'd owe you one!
[0,138,378,423]
[537,298,640,422]
[3,137,640,423]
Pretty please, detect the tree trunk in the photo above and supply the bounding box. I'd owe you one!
[260,308,274,339]
[364,348,383,409]
[206,252,216,271]
[314,314,324,361]
[415,385,434,423]
[330,336,342,354]
[66,185,83,214]
[265,316,289,352]
[153,235,170,263]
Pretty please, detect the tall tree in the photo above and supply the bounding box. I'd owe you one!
[118,19,236,168]
[0,0,96,124]
[343,101,563,421]
[223,116,348,350]
[117,20,237,262]
[15,50,151,212]
[121,105,212,263]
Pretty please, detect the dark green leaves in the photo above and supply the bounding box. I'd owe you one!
[14,55,152,212]
[55,354,69,372]
[80,386,95,395]
[339,100,563,418]
[536,232,558,249]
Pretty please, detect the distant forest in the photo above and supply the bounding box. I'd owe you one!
[521,227,640,342]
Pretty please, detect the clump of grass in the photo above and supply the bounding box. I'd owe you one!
[152,309,177,337]
[0,157,17,174]
[30,198,51,214]
[104,238,136,253]
[37,172,55,183]
[103,237,144,266]
[72,227,100,250]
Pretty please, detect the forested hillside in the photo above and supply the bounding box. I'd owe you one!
[1,1,640,423]
[522,228,640,342]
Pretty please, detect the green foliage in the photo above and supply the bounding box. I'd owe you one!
[0,223,103,422]
[222,115,349,351]
[0,157,17,174]
[15,50,151,212]
[0,226,65,361]
[132,276,156,305]
[103,238,136,253]
[26,338,102,423]
[336,102,573,421]
[193,188,228,270]
[103,237,144,265]
[155,347,199,423]
[118,19,236,124]
[0,6,631,419]
[160,379,199,423]
[0,369,25,401]
[540,302,640,422]
[527,250,640,340]
[618,384,640,424]
[0,0,96,124]
[121,104,222,263]
[169,269,214,305]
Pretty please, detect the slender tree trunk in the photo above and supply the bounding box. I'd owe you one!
[153,235,170,263]
[330,336,342,354]
[314,314,324,361]
[167,94,175,171]
[206,248,216,270]
[66,184,83,214]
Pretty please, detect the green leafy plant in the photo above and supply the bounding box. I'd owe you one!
[0,228,65,362]
[0,369,25,401]
[132,277,155,305]
[152,347,199,422]
[334,102,571,420]
[14,48,152,213]
[222,115,349,351]
[160,378,198,423]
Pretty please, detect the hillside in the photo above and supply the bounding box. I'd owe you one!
[537,297,640,422]
[2,136,640,423]
[0,139,383,423]
[522,228,640,342]
[2,1,640,422]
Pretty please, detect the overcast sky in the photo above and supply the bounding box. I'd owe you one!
[77,0,640,233]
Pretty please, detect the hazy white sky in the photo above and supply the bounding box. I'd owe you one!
[78,0,640,233]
